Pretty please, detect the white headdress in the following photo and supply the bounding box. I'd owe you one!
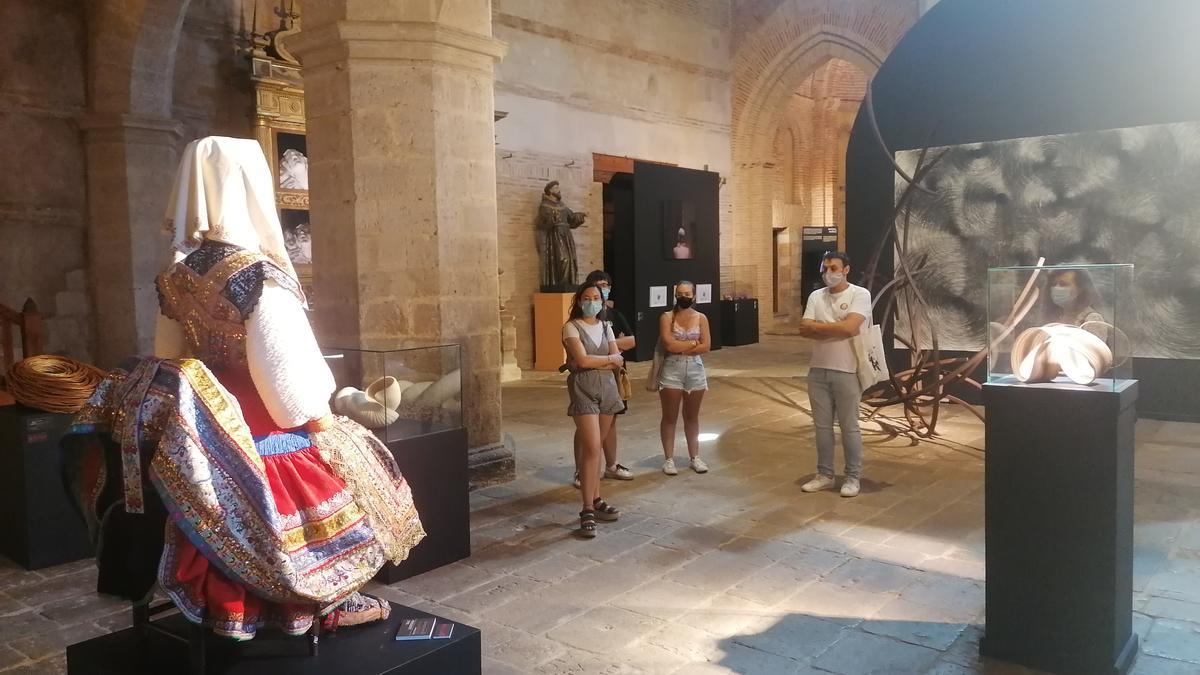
[163,136,300,285]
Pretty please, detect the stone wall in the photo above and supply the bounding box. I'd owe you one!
[0,0,91,358]
[0,0,263,362]
[492,0,733,371]
[173,0,256,141]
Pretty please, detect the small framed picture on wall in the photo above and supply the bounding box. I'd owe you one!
[649,286,668,308]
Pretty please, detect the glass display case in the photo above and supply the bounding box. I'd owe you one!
[719,264,760,346]
[322,343,462,443]
[987,264,1133,390]
[720,264,759,300]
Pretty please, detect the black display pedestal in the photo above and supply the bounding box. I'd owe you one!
[981,378,1138,675]
[0,404,92,569]
[65,602,480,674]
[376,427,470,584]
[720,298,759,346]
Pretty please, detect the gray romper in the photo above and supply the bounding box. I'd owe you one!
[565,320,624,417]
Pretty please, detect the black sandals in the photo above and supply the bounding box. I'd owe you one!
[578,509,597,538]
[592,498,620,522]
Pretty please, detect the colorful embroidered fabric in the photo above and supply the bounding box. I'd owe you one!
[68,358,425,639]
[67,239,424,639]
[154,241,304,370]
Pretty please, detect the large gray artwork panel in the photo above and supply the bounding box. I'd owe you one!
[894,121,1200,359]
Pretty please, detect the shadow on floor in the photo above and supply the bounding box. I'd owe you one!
[717,614,1046,674]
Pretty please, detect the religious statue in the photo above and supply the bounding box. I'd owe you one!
[536,181,587,292]
[279,148,309,190]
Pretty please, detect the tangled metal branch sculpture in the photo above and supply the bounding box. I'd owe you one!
[856,86,1045,438]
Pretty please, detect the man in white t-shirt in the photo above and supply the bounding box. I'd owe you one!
[797,251,871,498]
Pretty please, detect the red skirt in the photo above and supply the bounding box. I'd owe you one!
[161,368,362,639]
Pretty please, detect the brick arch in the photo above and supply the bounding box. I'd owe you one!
[728,1,918,326]
[731,0,917,154]
[739,40,878,163]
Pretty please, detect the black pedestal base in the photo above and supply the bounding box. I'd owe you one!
[719,298,759,346]
[981,632,1138,675]
[982,378,1138,675]
[376,427,471,584]
[0,404,92,569]
[66,602,480,675]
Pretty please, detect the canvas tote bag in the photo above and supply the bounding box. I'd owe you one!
[853,321,889,392]
[830,287,887,392]
[645,338,667,392]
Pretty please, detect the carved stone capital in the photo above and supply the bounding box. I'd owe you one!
[289,21,507,75]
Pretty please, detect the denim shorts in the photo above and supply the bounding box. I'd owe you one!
[658,354,708,392]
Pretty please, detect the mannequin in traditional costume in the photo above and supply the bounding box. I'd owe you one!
[65,137,425,639]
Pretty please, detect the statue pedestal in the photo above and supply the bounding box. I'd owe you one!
[533,292,573,372]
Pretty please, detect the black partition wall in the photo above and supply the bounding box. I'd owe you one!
[607,162,721,362]
[845,0,1200,422]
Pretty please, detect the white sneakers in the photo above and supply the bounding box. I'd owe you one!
[801,474,836,492]
[800,474,861,497]
[840,477,860,498]
[662,457,708,475]
[605,464,634,480]
[574,464,635,488]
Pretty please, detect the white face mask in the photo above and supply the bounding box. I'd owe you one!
[823,271,846,288]
[1051,286,1077,307]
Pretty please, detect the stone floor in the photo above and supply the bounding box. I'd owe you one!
[2,335,1200,673]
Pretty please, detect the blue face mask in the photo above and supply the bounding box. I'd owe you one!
[580,300,603,317]
[600,287,611,301]
[1050,286,1077,307]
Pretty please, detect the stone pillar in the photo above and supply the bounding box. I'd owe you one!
[291,2,512,485]
[81,114,182,365]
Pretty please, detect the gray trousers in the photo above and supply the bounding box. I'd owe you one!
[808,367,863,479]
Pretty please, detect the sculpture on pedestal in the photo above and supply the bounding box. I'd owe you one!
[536,180,587,292]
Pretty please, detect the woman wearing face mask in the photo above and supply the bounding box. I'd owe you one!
[562,283,625,537]
[656,281,711,475]
[1043,268,1105,326]
[568,270,636,489]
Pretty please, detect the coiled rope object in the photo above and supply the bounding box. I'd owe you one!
[5,355,107,413]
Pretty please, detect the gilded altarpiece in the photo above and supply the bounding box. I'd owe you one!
[247,13,313,301]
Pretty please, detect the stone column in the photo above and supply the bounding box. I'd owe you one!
[291,2,512,485]
[81,114,182,365]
